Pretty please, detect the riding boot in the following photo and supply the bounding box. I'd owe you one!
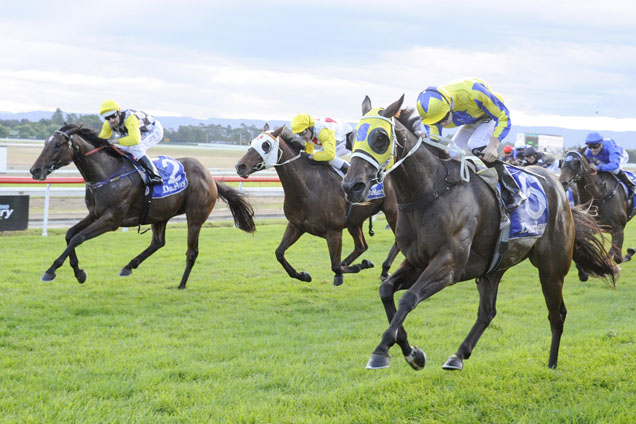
[138,155,163,185]
[492,162,527,211]
[617,170,636,193]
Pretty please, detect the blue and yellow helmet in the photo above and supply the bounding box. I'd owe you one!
[416,87,452,125]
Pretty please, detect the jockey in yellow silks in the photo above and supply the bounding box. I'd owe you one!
[416,78,525,211]
[291,114,353,174]
[98,99,163,185]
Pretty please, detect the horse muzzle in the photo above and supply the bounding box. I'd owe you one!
[342,178,369,203]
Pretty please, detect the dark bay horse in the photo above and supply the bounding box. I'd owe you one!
[342,96,616,371]
[30,124,256,289]
[235,125,399,286]
[560,149,635,266]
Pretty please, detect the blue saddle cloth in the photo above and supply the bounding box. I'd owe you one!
[150,156,188,199]
[367,182,385,200]
[499,167,549,239]
[566,187,575,207]
[618,170,636,199]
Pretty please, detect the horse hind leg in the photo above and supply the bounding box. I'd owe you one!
[535,261,568,369]
[443,272,503,371]
[341,224,372,268]
[177,220,204,290]
[62,216,95,284]
[120,222,167,278]
[381,242,400,281]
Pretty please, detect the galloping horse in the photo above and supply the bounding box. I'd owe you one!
[235,125,399,286]
[560,148,635,265]
[30,124,256,289]
[342,96,616,371]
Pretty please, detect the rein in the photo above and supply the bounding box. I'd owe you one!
[55,130,139,190]
[564,151,620,205]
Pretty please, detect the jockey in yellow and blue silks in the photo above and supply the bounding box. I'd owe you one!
[416,78,525,211]
[584,132,635,191]
[98,99,163,185]
[291,114,353,174]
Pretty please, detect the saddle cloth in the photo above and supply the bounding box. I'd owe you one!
[150,156,188,199]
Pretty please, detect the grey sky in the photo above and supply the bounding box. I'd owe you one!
[1,0,635,130]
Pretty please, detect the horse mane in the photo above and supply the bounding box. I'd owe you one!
[60,124,124,158]
[395,108,450,159]
[276,126,305,154]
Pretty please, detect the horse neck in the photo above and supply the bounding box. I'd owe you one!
[388,133,440,204]
[577,164,606,200]
[274,139,311,194]
[72,137,127,184]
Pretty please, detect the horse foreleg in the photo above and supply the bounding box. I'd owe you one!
[275,223,310,282]
[610,229,625,263]
[341,225,368,267]
[368,253,455,371]
[41,215,119,283]
[65,215,96,284]
[120,222,167,278]
[380,242,400,281]
[444,272,504,371]
[367,261,423,370]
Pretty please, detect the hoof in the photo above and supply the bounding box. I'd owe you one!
[442,354,464,371]
[297,272,312,283]
[119,268,132,277]
[361,259,374,269]
[333,274,344,286]
[405,346,426,371]
[380,271,390,282]
[75,269,87,284]
[578,269,589,282]
[366,353,390,369]
[627,247,635,256]
[41,271,56,282]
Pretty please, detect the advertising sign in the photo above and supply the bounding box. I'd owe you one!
[0,195,29,231]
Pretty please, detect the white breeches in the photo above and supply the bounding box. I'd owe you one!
[118,121,164,160]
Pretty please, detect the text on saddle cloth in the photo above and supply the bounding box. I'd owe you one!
[131,156,188,199]
[503,167,548,239]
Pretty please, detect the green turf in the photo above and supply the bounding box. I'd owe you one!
[0,218,634,423]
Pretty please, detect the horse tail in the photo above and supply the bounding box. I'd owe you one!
[571,204,617,286]
[215,182,256,233]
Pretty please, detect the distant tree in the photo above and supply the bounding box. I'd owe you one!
[0,124,9,137]
[51,108,65,125]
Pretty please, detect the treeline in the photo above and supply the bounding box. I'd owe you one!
[0,108,262,144]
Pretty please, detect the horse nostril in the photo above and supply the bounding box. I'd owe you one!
[352,182,366,194]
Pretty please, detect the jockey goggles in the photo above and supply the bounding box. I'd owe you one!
[351,107,396,171]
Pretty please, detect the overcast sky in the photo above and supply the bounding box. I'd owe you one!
[1,0,635,131]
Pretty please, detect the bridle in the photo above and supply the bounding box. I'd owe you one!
[561,151,590,189]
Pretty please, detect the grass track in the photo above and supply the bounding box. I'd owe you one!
[0,218,635,423]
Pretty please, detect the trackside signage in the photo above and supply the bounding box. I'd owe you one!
[0,195,29,231]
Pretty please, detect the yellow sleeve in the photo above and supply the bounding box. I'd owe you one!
[118,114,142,146]
[312,127,336,161]
[304,142,315,155]
[98,121,112,139]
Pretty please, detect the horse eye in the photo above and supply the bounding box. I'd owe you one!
[262,141,271,153]
[368,128,390,154]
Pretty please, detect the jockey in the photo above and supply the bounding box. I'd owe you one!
[290,114,353,174]
[416,77,525,211]
[501,145,515,164]
[584,131,635,192]
[522,146,559,173]
[98,99,163,185]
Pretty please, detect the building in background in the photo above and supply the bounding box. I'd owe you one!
[515,133,564,157]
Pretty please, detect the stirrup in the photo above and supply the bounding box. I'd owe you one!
[505,191,527,212]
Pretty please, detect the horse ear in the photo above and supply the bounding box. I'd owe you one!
[272,125,285,138]
[263,123,270,131]
[383,94,405,118]
[362,96,372,115]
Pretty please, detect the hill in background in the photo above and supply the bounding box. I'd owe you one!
[1,111,634,149]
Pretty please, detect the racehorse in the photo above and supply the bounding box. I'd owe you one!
[30,124,256,289]
[560,148,635,267]
[235,125,399,286]
[342,96,616,371]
